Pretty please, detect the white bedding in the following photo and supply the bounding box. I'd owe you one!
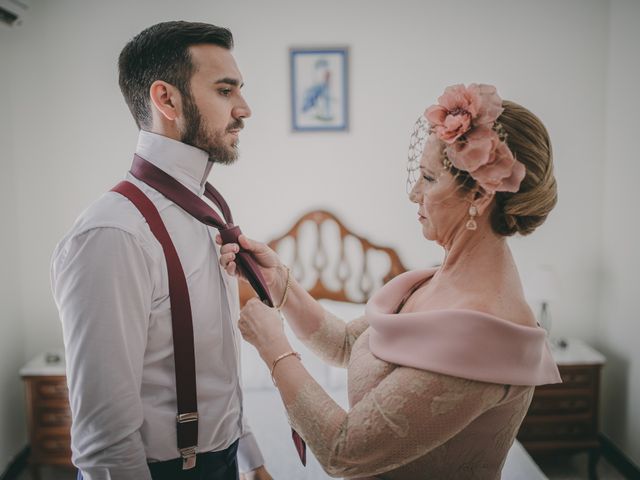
[241,299,547,479]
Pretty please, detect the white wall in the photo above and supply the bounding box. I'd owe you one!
[3,0,636,469]
[0,25,27,468]
[598,0,640,467]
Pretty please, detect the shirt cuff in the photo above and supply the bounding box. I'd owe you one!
[237,431,265,473]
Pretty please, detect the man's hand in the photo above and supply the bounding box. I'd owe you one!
[240,465,274,480]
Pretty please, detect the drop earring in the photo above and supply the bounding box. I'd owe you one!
[466,204,478,231]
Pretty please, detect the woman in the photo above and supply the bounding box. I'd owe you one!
[217,84,561,479]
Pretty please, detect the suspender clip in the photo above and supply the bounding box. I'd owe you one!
[180,446,197,470]
[177,412,199,423]
[177,412,198,469]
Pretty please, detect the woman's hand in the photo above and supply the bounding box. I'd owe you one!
[238,298,292,364]
[216,234,286,292]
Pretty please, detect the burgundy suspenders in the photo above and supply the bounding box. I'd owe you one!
[112,181,199,469]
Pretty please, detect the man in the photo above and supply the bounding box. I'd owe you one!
[51,21,272,480]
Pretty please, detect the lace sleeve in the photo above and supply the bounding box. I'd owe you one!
[285,366,507,478]
[300,311,369,368]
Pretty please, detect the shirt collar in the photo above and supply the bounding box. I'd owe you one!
[135,130,212,196]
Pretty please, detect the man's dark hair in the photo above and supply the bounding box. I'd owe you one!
[118,21,233,129]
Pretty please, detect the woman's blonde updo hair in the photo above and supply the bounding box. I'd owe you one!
[493,101,557,236]
[450,100,557,236]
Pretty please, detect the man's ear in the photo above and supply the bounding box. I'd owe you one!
[149,80,182,121]
[471,188,495,216]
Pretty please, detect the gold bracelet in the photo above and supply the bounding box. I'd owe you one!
[274,265,291,310]
[270,351,301,385]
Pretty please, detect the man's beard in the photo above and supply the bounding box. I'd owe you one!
[180,93,241,165]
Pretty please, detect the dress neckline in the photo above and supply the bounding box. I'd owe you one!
[366,269,562,386]
[390,269,539,331]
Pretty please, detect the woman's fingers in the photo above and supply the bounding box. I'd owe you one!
[238,234,265,253]
[220,243,239,254]
[225,260,237,276]
[219,249,238,277]
[220,251,236,266]
[219,235,277,274]
[219,243,240,274]
[219,234,265,258]
[238,234,252,249]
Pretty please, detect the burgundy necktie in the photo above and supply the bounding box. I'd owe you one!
[129,154,307,466]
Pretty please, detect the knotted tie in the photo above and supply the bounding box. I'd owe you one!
[129,154,307,466]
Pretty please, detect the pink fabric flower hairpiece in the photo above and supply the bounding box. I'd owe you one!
[425,84,525,193]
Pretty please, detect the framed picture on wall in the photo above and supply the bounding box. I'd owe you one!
[290,47,349,132]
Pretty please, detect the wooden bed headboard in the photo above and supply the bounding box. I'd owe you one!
[239,209,407,306]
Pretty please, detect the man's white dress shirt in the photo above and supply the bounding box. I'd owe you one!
[51,130,263,479]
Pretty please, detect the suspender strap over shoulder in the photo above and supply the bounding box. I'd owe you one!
[111,181,198,470]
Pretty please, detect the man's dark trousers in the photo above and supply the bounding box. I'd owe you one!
[76,439,239,480]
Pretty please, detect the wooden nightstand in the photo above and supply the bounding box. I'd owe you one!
[20,352,73,478]
[517,338,605,480]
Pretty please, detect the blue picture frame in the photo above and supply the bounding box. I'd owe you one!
[290,47,349,132]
